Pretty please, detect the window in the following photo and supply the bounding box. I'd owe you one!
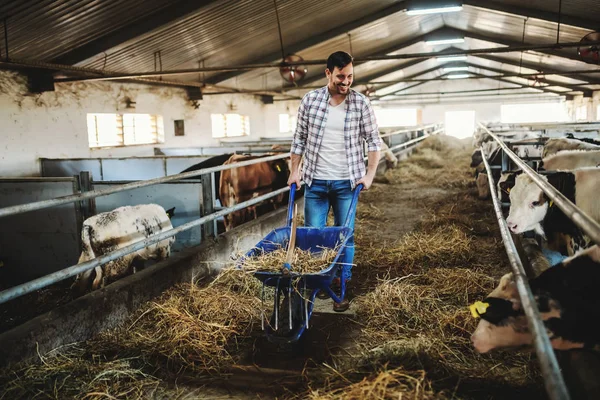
[279,114,297,133]
[445,111,475,139]
[374,108,418,128]
[87,113,164,148]
[211,114,250,138]
[500,103,568,123]
[575,105,587,121]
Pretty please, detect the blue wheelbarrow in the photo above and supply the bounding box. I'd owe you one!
[237,183,363,344]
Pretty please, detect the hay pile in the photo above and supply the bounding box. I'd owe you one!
[307,367,446,400]
[0,278,263,399]
[242,246,339,274]
[0,344,168,400]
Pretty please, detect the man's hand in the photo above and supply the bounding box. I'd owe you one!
[288,172,301,188]
[357,173,375,190]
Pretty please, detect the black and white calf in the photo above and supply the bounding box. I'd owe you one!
[471,246,600,353]
[71,204,175,295]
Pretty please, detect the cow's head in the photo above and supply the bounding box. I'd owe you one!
[506,174,549,235]
[470,149,483,168]
[497,171,520,204]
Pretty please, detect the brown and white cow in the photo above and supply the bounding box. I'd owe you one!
[542,138,600,159]
[542,149,600,171]
[219,154,290,231]
[380,141,398,168]
[471,245,600,353]
[71,204,175,295]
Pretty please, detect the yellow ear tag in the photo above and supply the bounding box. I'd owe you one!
[549,200,554,208]
[469,301,489,318]
[506,187,510,193]
[276,165,281,172]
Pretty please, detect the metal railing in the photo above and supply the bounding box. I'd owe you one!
[0,186,292,305]
[480,147,570,400]
[379,123,439,139]
[0,153,289,219]
[478,122,600,246]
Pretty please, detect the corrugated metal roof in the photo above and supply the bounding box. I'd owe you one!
[0,0,175,61]
[1,0,598,100]
[76,0,398,74]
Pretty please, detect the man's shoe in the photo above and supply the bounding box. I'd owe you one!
[333,298,349,312]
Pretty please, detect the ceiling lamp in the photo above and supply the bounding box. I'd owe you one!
[406,1,462,15]
[443,66,469,72]
[436,55,468,62]
[425,37,465,45]
[447,73,471,79]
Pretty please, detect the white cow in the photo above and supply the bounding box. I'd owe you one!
[542,150,600,171]
[380,141,398,168]
[71,204,175,295]
[542,138,600,159]
[506,168,600,255]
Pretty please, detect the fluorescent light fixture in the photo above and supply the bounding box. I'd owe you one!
[425,38,465,45]
[406,5,462,15]
[436,55,468,62]
[444,66,469,72]
[447,74,471,79]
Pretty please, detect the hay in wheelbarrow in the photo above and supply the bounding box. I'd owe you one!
[242,245,340,274]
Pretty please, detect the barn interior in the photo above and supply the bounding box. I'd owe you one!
[1,1,600,399]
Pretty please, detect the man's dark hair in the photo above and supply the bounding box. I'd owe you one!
[327,51,353,72]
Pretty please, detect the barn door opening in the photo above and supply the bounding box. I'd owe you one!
[444,111,475,139]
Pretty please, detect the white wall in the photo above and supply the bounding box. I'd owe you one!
[0,71,300,176]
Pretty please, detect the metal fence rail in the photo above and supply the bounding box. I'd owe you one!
[0,153,290,219]
[0,186,291,305]
[480,147,570,400]
[478,122,600,246]
[379,123,439,139]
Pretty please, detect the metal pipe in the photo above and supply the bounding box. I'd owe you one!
[388,130,443,152]
[0,153,289,219]
[0,186,291,305]
[479,122,600,245]
[8,40,598,83]
[379,124,438,138]
[480,147,570,400]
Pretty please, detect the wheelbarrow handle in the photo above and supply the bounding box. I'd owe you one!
[286,183,298,227]
[342,183,364,227]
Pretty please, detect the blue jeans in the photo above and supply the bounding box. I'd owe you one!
[304,179,357,280]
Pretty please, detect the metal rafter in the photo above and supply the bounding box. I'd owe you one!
[51,1,219,66]
[205,1,409,85]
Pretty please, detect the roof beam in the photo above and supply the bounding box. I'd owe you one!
[463,0,600,31]
[452,27,595,67]
[471,53,600,86]
[466,63,569,95]
[205,1,408,85]
[51,1,219,66]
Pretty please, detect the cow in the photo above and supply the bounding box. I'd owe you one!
[542,138,600,159]
[380,141,398,168]
[542,150,600,171]
[506,168,600,256]
[180,153,235,188]
[219,154,290,231]
[497,170,521,204]
[470,245,600,353]
[71,204,175,295]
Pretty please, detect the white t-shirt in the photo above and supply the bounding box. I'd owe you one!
[313,101,350,180]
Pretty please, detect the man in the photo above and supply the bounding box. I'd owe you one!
[288,51,382,312]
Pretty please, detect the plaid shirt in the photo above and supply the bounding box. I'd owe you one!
[291,86,381,189]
